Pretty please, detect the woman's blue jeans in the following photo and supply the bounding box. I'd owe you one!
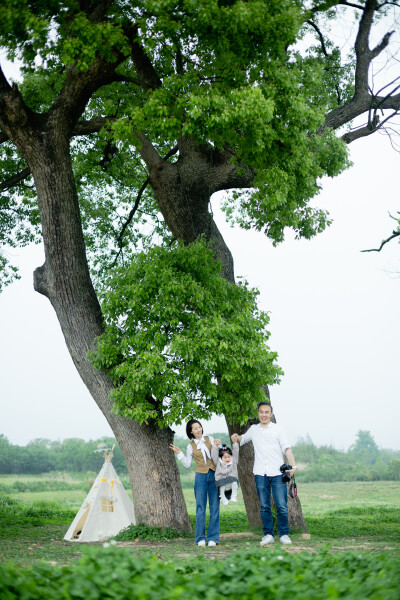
[194,470,220,544]
[254,474,289,537]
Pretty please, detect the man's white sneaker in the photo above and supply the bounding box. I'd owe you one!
[197,540,206,546]
[207,540,217,547]
[221,497,229,506]
[280,535,292,545]
[260,534,274,546]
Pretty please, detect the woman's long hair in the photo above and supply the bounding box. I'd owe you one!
[186,419,203,439]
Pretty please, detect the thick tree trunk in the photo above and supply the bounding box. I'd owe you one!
[226,419,262,528]
[22,129,191,531]
[287,487,308,532]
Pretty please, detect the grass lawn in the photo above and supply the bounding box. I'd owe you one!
[296,480,400,513]
[1,474,399,567]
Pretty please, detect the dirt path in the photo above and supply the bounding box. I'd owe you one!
[116,532,397,559]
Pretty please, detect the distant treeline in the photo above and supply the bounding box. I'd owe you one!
[293,431,400,482]
[1,430,399,482]
[0,435,127,475]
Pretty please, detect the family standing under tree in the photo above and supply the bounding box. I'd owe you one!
[170,402,298,546]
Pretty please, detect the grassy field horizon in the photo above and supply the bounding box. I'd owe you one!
[2,471,399,513]
[1,472,399,568]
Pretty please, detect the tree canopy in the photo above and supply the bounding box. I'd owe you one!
[2,0,399,290]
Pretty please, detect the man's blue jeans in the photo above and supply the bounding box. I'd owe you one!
[254,474,289,537]
[194,470,220,544]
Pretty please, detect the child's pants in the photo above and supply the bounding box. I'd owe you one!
[219,481,238,504]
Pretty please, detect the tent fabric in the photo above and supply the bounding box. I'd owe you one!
[64,459,136,542]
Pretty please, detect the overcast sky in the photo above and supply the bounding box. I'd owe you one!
[1,130,399,451]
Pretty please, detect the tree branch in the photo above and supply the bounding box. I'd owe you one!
[372,90,400,112]
[175,46,184,76]
[310,1,365,14]
[342,100,400,142]
[325,87,400,132]
[315,0,399,137]
[50,59,126,133]
[72,116,117,136]
[307,19,342,104]
[339,0,365,8]
[370,30,394,60]
[361,231,400,251]
[113,177,149,263]
[307,20,329,56]
[341,123,376,143]
[113,74,150,88]
[0,64,11,96]
[2,116,118,142]
[124,26,162,90]
[353,0,377,97]
[0,167,31,191]
[83,0,115,23]
[136,133,164,170]
[112,144,179,264]
[209,146,255,192]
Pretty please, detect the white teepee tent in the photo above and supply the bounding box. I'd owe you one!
[64,444,136,542]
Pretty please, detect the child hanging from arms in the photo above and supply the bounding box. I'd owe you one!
[211,440,239,505]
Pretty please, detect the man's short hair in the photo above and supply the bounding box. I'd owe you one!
[257,401,273,412]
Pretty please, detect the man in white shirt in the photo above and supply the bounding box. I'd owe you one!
[231,402,297,546]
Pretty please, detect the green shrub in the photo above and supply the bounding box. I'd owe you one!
[0,493,75,534]
[0,545,399,600]
[113,523,184,542]
[0,493,19,507]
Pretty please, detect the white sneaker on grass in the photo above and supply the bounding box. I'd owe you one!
[197,540,206,547]
[207,540,217,547]
[221,497,229,506]
[260,534,274,546]
[280,535,292,545]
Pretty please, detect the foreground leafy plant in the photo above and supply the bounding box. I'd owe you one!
[1,545,399,600]
[89,239,283,426]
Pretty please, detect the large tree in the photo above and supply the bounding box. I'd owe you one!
[1,0,399,530]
